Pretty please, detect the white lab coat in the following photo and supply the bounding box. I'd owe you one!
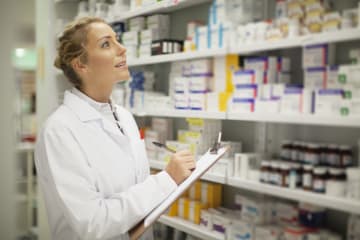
[35,90,177,240]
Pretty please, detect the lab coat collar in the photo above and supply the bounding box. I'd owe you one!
[63,90,103,122]
[63,90,125,137]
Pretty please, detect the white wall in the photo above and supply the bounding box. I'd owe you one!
[0,1,19,239]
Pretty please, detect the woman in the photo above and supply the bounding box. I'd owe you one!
[35,17,196,240]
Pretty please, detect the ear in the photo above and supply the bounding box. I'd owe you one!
[71,57,88,76]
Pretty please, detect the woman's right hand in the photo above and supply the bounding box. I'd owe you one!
[165,150,196,185]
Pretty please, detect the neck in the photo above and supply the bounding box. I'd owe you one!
[78,85,113,103]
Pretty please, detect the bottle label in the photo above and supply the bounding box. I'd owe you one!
[291,150,298,161]
[313,179,325,192]
[281,149,291,160]
[342,155,352,167]
[261,172,269,183]
[327,153,340,166]
[303,173,313,188]
[304,153,320,165]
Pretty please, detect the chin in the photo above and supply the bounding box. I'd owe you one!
[115,71,130,82]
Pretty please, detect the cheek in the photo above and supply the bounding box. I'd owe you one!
[87,52,114,72]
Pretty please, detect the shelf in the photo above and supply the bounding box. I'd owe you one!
[227,112,360,128]
[200,172,227,184]
[230,28,360,54]
[149,160,226,184]
[227,177,360,215]
[111,0,211,22]
[16,143,35,152]
[131,108,360,127]
[132,109,227,120]
[127,29,360,67]
[128,49,227,67]
[158,215,224,240]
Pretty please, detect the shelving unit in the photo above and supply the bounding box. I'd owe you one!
[38,0,360,239]
[227,177,360,215]
[131,109,227,120]
[149,160,360,214]
[128,48,227,66]
[16,142,37,238]
[231,28,360,54]
[132,108,360,127]
[110,0,212,22]
[127,28,360,67]
[226,112,360,128]
[158,215,224,240]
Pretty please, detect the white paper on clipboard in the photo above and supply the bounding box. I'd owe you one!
[144,146,228,227]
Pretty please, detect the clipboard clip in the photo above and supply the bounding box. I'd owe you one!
[210,132,222,154]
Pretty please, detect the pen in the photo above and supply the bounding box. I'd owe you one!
[153,141,196,171]
[152,141,176,153]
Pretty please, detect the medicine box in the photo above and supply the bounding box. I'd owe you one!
[195,26,210,50]
[140,28,169,44]
[128,17,146,31]
[229,98,255,113]
[315,89,344,116]
[281,87,314,114]
[303,44,335,68]
[244,56,278,72]
[233,84,258,99]
[189,74,213,92]
[304,67,327,89]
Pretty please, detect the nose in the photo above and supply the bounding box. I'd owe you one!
[116,41,126,56]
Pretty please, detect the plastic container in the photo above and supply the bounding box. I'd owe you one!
[346,168,360,200]
[270,161,281,185]
[299,203,326,228]
[280,140,292,161]
[291,141,301,162]
[280,162,290,187]
[304,143,321,165]
[313,167,327,193]
[339,145,353,167]
[302,164,313,191]
[260,161,271,183]
[326,144,340,167]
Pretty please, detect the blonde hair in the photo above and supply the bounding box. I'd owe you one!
[54,17,106,87]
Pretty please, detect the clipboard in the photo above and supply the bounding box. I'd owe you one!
[129,145,229,240]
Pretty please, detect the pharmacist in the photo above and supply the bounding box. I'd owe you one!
[35,17,196,240]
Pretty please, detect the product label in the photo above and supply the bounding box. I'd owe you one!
[327,153,340,166]
[313,179,325,192]
[304,153,320,165]
[303,173,313,188]
[280,149,291,160]
[261,171,269,183]
[291,150,298,161]
[342,155,352,166]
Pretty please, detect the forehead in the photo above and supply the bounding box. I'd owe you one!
[86,22,115,43]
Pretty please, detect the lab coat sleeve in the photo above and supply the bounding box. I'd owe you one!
[37,123,177,240]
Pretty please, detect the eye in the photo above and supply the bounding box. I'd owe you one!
[101,41,110,48]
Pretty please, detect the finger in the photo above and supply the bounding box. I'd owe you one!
[177,150,192,156]
[186,162,196,169]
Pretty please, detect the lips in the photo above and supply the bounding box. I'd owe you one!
[115,60,127,68]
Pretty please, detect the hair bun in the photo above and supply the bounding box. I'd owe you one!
[54,56,62,69]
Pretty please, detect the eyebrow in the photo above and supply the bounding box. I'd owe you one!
[97,36,112,42]
[96,35,116,42]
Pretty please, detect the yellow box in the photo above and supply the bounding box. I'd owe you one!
[219,92,231,112]
[189,200,207,224]
[225,54,239,93]
[201,182,223,208]
[167,200,178,217]
[189,181,202,201]
[178,198,190,220]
